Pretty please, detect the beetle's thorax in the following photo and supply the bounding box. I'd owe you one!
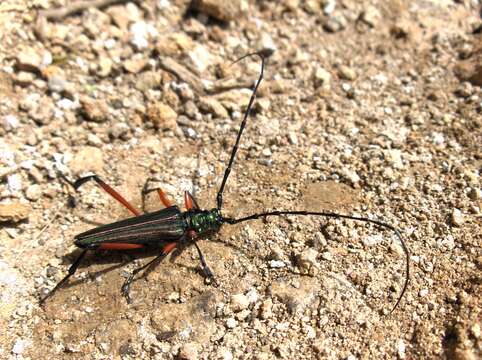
[185,208,223,235]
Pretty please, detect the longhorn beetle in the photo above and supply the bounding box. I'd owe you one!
[40,52,410,313]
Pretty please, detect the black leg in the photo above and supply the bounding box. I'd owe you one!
[194,242,217,286]
[121,249,171,303]
[40,249,88,304]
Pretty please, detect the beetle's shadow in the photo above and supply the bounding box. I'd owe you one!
[56,247,163,290]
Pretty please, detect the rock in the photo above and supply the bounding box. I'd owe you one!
[2,115,19,132]
[338,65,357,81]
[47,73,68,93]
[397,339,406,359]
[188,45,215,74]
[129,21,157,50]
[451,208,464,227]
[7,174,22,192]
[70,146,104,175]
[135,71,161,92]
[454,57,482,86]
[303,0,320,14]
[123,56,148,74]
[470,323,481,339]
[225,317,237,329]
[343,169,360,185]
[216,348,234,360]
[323,15,347,33]
[323,0,336,15]
[313,67,331,88]
[109,122,131,140]
[25,184,42,201]
[385,149,404,169]
[198,97,228,118]
[297,248,320,275]
[179,342,201,360]
[183,127,197,139]
[260,299,273,319]
[0,203,30,222]
[455,82,473,98]
[80,96,109,123]
[269,260,286,268]
[360,6,381,27]
[97,56,113,77]
[282,0,300,12]
[191,0,246,22]
[146,103,178,130]
[230,294,250,312]
[468,187,480,200]
[12,339,29,355]
[419,289,429,297]
[15,71,36,86]
[287,132,298,145]
[214,89,252,111]
[16,47,43,73]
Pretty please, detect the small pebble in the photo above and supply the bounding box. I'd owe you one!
[338,65,357,81]
[451,208,464,226]
[470,323,480,339]
[191,0,245,22]
[231,294,250,312]
[313,67,331,88]
[178,342,200,360]
[2,115,19,132]
[12,339,29,355]
[419,289,429,297]
[269,260,286,268]
[225,318,237,329]
[25,184,42,201]
[109,122,131,140]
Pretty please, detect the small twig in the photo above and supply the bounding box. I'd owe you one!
[33,207,62,242]
[158,57,205,94]
[38,0,129,21]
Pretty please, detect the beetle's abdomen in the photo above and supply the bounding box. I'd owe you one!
[74,206,187,249]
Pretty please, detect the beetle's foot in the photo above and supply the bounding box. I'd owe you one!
[121,276,134,304]
[203,268,219,287]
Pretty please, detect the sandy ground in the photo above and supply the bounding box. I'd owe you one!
[0,0,481,359]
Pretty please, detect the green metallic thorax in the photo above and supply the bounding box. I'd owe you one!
[185,209,223,236]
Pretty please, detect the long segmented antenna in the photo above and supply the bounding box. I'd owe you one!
[224,210,410,314]
[218,52,410,313]
[216,52,265,210]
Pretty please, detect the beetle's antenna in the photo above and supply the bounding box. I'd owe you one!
[216,52,265,211]
[224,210,410,314]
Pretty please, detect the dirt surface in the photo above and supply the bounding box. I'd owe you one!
[0,0,481,359]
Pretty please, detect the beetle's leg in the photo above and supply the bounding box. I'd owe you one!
[193,241,217,286]
[184,191,200,210]
[63,174,140,216]
[141,181,173,211]
[157,188,173,208]
[121,242,177,303]
[40,249,88,305]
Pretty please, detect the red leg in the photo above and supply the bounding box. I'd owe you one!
[74,175,140,216]
[99,243,144,250]
[162,242,177,254]
[157,188,173,208]
[184,191,200,210]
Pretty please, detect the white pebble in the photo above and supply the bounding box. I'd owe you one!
[225,318,237,329]
[419,289,429,297]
